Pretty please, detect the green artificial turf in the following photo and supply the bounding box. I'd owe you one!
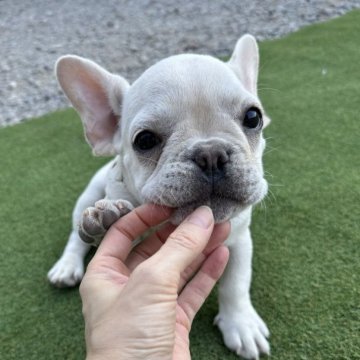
[1,11,359,360]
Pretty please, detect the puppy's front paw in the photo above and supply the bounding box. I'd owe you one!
[214,305,270,359]
[79,199,134,246]
[47,254,84,288]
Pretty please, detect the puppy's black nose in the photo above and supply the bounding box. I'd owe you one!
[192,142,230,183]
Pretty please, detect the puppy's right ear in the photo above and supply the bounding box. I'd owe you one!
[56,55,129,156]
[228,34,259,95]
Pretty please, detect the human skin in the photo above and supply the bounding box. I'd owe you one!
[80,204,230,360]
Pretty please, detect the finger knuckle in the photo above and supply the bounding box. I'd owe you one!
[133,263,161,281]
[168,230,199,250]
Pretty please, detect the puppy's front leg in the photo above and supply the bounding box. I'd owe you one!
[79,199,134,247]
[215,215,270,359]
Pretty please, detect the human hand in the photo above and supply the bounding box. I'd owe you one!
[80,204,230,360]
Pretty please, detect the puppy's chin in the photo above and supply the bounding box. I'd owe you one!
[169,197,244,225]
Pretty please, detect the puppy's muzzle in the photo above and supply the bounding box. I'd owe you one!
[190,140,231,184]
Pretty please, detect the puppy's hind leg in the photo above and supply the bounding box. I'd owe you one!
[48,162,112,287]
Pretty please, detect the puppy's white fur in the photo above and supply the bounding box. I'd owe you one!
[48,35,271,359]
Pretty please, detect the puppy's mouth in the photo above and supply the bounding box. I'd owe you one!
[168,195,242,225]
[141,164,267,224]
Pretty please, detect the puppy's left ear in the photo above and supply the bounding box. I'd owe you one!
[228,34,259,95]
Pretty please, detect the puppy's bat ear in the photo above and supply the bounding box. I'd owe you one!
[228,34,259,95]
[56,55,129,156]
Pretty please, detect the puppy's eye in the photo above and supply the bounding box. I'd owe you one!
[133,130,161,151]
[243,108,263,130]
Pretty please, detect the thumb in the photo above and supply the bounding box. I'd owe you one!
[151,206,215,274]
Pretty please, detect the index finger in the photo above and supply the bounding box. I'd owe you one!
[95,203,173,262]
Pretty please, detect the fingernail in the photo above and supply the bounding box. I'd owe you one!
[186,206,213,229]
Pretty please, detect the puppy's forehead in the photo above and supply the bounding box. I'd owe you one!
[124,54,251,124]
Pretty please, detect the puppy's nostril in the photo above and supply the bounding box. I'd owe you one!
[195,153,210,171]
[218,151,229,168]
[193,148,229,173]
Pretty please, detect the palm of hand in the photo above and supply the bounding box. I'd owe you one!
[82,259,193,359]
[80,205,229,360]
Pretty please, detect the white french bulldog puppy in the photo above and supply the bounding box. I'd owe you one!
[48,34,271,359]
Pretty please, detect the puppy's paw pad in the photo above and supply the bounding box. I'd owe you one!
[79,199,134,246]
[47,255,84,288]
[81,207,104,235]
[96,199,134,229]
[214,306,270,359]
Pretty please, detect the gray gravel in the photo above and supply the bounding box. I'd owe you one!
[1,0,359,127]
